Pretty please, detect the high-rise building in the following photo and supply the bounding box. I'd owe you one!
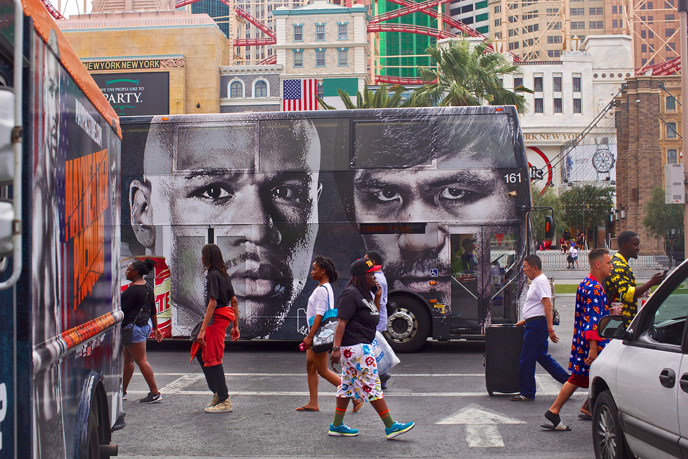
[449,0,489,35]
[486,0,679,67]
[189,0,230,37]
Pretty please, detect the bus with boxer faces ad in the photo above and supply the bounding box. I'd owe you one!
[120,105,535,352]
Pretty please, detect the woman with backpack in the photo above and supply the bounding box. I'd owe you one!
[121,258,163,403]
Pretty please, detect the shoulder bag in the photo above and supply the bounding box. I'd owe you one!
[311,285,338,354]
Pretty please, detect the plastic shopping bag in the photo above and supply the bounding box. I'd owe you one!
[373,331,400,375]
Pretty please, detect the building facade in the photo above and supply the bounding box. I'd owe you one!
[220,64,283,112]
[615,75,682,253]
[273,0,370,99]
[449,0,489,35]
[59,9,229,114]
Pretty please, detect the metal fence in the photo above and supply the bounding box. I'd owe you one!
[537,250,680,271]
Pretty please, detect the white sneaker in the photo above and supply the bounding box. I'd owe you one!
[205,397,232,413]
[207,393,219,407]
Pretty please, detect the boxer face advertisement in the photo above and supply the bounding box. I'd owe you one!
[120,108,530,339]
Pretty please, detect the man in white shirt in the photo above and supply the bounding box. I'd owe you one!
[568,244,579,269]
[511,255,569,401]
[365,250,391,389]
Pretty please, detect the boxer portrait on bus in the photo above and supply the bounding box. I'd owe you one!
[337,108,521,306]
[127,115,322,337]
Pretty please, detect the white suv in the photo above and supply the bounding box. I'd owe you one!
[590,261,686,459]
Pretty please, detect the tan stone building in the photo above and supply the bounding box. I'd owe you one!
[59,9,229,115]
[614,75,681,253]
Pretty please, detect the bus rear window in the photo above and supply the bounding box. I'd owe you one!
[351,114,518,170]
[436,115,517,169]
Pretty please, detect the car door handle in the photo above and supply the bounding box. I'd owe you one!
[680,374,688,393]
[660,368,676,388]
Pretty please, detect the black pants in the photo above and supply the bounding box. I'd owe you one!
[196,348,229,402]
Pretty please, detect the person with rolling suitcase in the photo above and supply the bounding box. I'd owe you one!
[511,255,569,401]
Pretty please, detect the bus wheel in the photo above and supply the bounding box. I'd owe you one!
[86,405,99,459]
[386,298,429,353]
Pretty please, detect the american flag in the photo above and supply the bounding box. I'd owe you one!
[282,78,318,111]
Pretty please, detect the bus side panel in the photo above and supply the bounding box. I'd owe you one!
[29,24,122,459]
[0,10,36,458]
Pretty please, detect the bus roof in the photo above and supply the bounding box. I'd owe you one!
[22,0,121,139]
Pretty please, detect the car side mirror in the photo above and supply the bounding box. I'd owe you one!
[598,315,628,339]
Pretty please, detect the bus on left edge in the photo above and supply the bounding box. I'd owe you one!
[0,0,124,457]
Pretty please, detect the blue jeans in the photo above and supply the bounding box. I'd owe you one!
[518,316,569,399]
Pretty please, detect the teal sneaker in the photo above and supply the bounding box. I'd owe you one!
[328,423,359,437]
[385,421,415,439]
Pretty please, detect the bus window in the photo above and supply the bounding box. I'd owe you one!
[436,115,517,169]
[450,233,480,330]
[352,119,436,169]
[489,231,519,323]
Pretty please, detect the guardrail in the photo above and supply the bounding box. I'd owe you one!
[536,250,678,271]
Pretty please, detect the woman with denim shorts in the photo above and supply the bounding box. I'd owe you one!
[328,258,415,439]
[121,258,163,403]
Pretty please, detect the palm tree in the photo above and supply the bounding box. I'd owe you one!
[317,83,427,110]
[414,40,530,113]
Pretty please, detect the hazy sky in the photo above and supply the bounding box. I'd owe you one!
[55,0,92,18]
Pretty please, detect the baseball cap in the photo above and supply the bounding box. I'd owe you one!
[350,258,381,276]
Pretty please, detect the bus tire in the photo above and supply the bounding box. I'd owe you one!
[386,297,430,353]
[86,405,100,459]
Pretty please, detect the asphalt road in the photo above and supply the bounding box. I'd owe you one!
[114,294,595,459]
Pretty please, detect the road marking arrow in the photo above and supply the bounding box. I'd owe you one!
[436,403,525,448]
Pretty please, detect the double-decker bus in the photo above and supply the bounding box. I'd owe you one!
[0,0,123,456]
[120,106,533,352]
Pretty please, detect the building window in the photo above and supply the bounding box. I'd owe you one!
[514,77,523,88]
[338,48,348,66]
[553,75,562,92]
[293,50,304,67]
[554,98,562,113]
[534,76,543,92]
[589,7,602,14]
[316,49,326,66]
[573,98,582,113]
[293,24,303,41]
[666,28,675,37]
[552,22,561,30]
[254,79,268,98]
[642,44,647,53]
[612,5,618,13]
[315,24,326,41]
[641,30,646,38]
[317,81,323,99]
[666,14,675,21]
[535,98,544,113]
[229,80,244,98]
[338,23,348,40]
[571,21,585,29]
[667,43,676,51]
[668,122,678,138]
[494,5,501,12]
[649,30,654,38]
[590,21,603,29]
[613,19,618,27]
[667,96,677,111]
[547,35,563,44]
[548,49,562,58]
[668,149,678,164]
[573,76,581,93]
[570,7,584,15]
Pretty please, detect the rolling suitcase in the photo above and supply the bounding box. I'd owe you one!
[485,325,524,396]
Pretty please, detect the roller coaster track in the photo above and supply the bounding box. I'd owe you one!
[638,55,680,76]
[368,23,455,39]
[40,0,65,19]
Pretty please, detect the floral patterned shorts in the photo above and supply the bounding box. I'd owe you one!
[336,343,383,402]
